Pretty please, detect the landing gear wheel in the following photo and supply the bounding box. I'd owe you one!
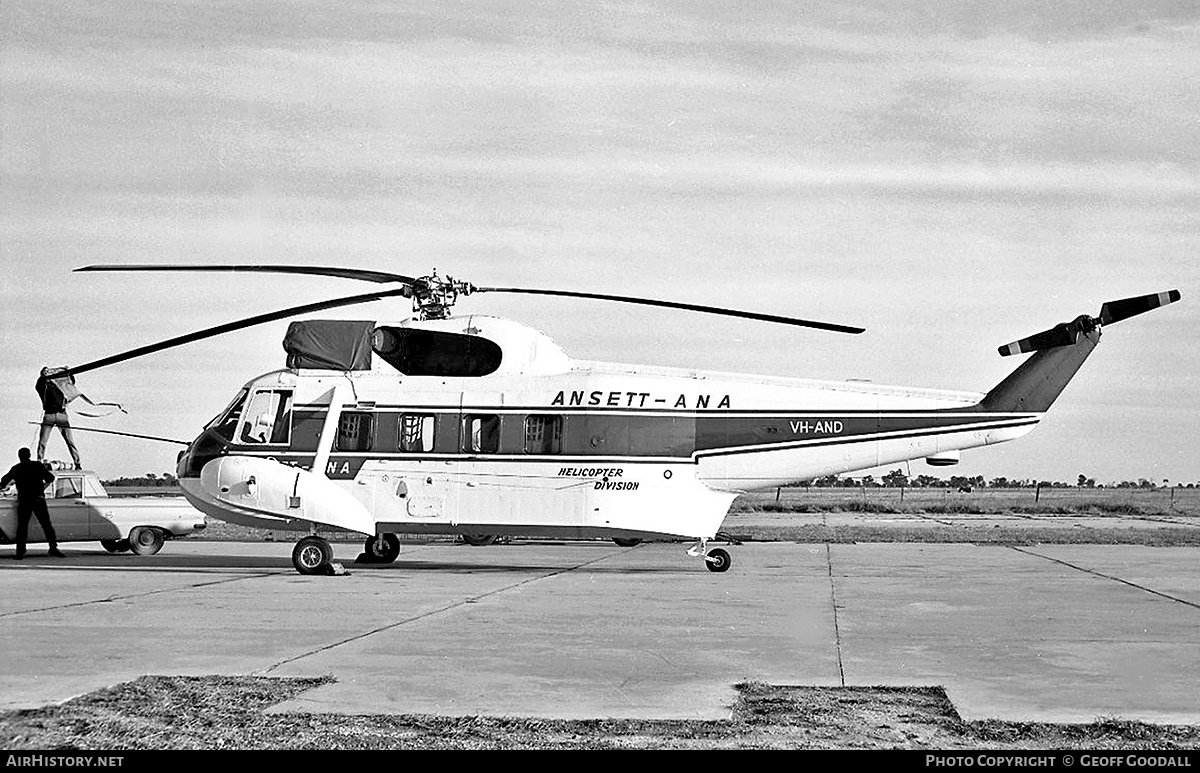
[128,527,164,556]
[461,534,497,546]
[705,548,731,573]
[612,537,642,547]
[293,535,333,575]
[101,539,130,554]
[363,533,401,563]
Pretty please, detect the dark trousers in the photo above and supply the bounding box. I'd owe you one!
[16,498,57,555]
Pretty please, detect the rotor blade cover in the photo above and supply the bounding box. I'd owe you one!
[283,320,376,370]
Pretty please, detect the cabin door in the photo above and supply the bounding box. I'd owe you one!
[450,392,506,526]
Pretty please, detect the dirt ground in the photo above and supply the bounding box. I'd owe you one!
[2,676,1198,750]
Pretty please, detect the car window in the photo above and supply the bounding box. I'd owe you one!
[83,477,107,497]
[54,477,83,499]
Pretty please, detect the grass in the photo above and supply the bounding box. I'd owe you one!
[730,486,1200,516]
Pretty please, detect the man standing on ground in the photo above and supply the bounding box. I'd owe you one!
[1,447,64,559]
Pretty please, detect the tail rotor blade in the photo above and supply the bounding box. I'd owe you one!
[1099,290,1181,326]
[998,322,1082,356]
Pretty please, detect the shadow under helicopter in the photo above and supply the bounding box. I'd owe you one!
[0,543,694,576]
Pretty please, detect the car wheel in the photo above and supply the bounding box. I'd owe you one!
[128,527,165,556]
[460,534,497,546]
[612,538,642,547]
[101,539,130,554]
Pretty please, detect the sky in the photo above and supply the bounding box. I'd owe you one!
[1,1,1197,485]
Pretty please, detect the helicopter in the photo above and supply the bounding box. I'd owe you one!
[62,265,1179,575]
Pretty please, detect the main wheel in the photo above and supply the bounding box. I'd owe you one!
[612,537,642,547]
[293,535,333,575]
[363,533,401,563]
[461,534,497,546]
[101,539,130,554]
[705,547,731,573]
[128,527,165,556]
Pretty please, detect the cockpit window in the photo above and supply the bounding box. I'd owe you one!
[372,327,502,377]
[238,390,294,445]
[205,389,248,441]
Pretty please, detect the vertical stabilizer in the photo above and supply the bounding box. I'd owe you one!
[980,327,1099,413]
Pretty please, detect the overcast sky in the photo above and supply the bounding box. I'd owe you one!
[1,1,1196,484]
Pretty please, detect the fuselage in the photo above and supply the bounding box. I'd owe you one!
[175,315,1047,542]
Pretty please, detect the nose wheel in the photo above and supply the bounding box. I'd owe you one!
[292,535,334,575]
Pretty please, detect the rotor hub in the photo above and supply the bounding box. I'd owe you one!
[411,270,476,320]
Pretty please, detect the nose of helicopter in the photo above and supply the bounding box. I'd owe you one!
[189,455,376,536]
[176,430,229,480]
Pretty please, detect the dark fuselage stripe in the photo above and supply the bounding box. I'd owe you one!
[242,407,1039,461]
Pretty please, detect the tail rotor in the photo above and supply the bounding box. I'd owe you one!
[998,290,1180,357]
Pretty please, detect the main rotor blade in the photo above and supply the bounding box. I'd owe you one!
[474,287,865,334]
[75,264,421,286]
[67,288,411,376]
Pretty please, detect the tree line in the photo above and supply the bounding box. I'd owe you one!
[796,471,1193,490]
[104,471,1194,490]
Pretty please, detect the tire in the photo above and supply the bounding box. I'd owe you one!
[705,548,731,573]
[101,539,130,554]
[293,535,333,575]
[128,527,165,556]
[363,533,401,563]
[460,534,497,546]
[612,538,642,547]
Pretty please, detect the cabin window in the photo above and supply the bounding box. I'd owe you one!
[372,326,503,377]
[336,411,375,452]
[238,389,294,445]
[399,413,436,453]
[524,415,563,454]
[463,414,500,454]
